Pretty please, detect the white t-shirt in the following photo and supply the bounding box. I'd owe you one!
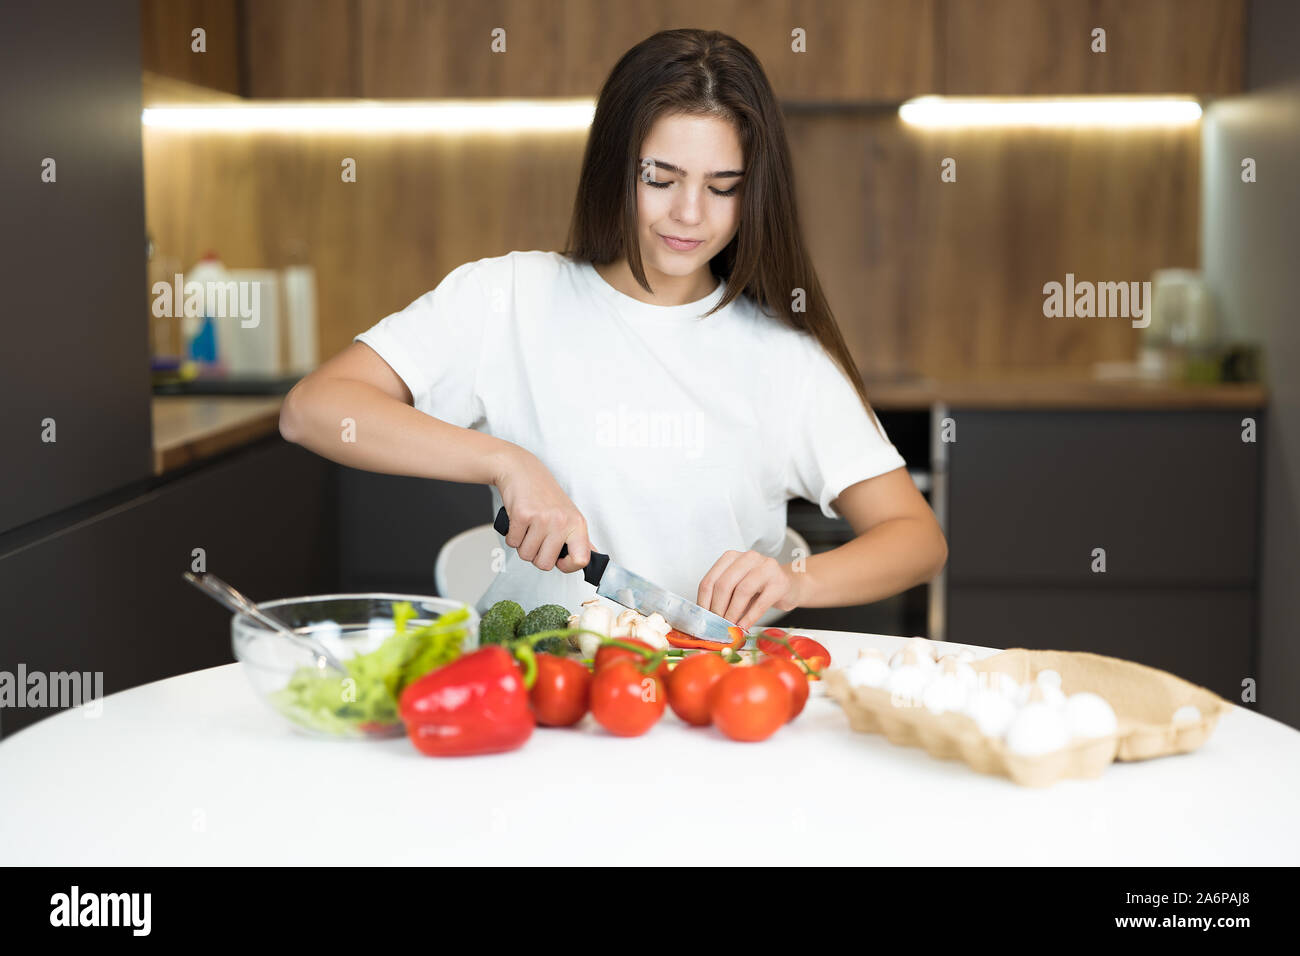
[354,250,906,615]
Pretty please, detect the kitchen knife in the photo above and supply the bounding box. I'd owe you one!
[492,507,741,645]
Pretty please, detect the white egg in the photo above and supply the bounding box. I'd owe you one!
[907,637,938,664]
[845,655,891,689]
[890,647,932,671]
[1035,669,1063,689]
[1039,683,1067,707]
[952,662,980,689]
[1063,692,1118,739]
[1005,702,1071,756]
[1172,704,1202,725]
[886,664,931,706]
[964,689,1017,738]
[982,671,1021,700]
[922,674,969,715]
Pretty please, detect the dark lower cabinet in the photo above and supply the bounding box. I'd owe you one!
[947,585,1255,701]
[337,468,491,595]
[0,439,336,739]
[944,409,1263,701]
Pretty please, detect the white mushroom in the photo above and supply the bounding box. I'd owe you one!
[576,600,614,658]
[634,612,672,649]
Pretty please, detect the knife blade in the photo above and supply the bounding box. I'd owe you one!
[492,507,740,644]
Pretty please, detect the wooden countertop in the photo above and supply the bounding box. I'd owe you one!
[863,372,1268,411]
[151,396,283,475]
[148,374,1267,475]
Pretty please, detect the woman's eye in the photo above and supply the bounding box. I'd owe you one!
[643,180,738,197]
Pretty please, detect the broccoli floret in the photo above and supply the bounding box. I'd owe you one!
[479,600,525,645]
[518,604,571,655]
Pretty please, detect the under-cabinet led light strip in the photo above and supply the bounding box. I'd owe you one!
[899,95,1202,128]
[142,99,597,133]
[142,95,1202,133]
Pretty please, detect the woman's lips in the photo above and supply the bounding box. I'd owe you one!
[660,234,703,252]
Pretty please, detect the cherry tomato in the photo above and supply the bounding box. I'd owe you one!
[756,628,790,658]
[529,653,590,727]
[709,667,790,742]
[667,652,731,726]
[756,656,810,721]
[589,659,666,737]
[594,638,670,684]
[789,637,831,680]
[759,632,831,679]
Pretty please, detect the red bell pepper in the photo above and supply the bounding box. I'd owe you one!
[666,626,746,651]
[397,646,534,756]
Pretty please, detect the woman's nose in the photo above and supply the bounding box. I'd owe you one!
[672,189,704,224]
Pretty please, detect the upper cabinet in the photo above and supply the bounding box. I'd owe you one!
[140,0,241,94]
[244,0,357,98]
[940,0,1246,96]
[142,0,1246,101]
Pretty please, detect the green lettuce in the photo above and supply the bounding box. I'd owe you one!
[269,602,471,736]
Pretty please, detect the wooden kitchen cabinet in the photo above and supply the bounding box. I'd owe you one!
[942,408,1262,697]
[140,0,242,94]
[243,0,357,98]
[0,439,336,739]
[940,0,1246,96]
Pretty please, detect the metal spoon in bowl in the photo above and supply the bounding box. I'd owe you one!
[183,572,348,674]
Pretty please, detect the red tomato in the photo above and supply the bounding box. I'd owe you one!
[667,653,731,726]
[709,667,791,742]
[589,659,666,737]
[756,628,791,658]
[529,653,591,727]
[789,637,831,680]
[594,638,670,684]
[756,656,810,721]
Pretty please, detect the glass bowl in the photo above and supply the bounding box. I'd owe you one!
[232,593,479,739]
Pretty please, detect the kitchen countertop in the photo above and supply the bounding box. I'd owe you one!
[864,371,1268,411]
[1,630,1295,865]
[151,396,283,474]
[149,376,1267,477]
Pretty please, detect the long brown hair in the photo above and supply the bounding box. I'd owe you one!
[562,28,876,418]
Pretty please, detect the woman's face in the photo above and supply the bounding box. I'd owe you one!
[636,112,745,281]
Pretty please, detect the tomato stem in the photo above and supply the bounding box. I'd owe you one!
[514,643,537,690]
[758,632,823,678]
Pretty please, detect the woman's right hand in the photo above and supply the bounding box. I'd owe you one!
[490,446,593,574]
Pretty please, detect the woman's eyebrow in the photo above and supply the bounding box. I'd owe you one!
[642,158,745,179]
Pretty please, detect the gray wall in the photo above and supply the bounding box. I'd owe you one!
[1201,0,1300,728]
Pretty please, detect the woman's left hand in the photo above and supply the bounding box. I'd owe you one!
[697,550,803,631]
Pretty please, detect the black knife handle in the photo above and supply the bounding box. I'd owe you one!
[493,506,608,586]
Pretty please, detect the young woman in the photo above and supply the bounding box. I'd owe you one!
[279,29,946,630]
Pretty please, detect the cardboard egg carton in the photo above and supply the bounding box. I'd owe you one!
[825,648,1228,787]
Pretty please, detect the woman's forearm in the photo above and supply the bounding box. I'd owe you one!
[278,376,515,484]
[788,516,947,608]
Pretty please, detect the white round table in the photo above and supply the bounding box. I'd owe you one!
[2,631,1296,865]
